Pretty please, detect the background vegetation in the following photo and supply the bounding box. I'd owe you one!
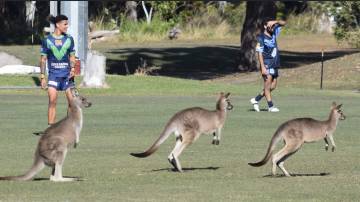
[0,1,360,47]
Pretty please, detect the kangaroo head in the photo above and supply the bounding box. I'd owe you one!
[218,92,233,111]
[331,102,345,120]
[70,88,92,108]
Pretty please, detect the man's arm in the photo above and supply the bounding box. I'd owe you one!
[39,56,47,89]
[268,20,286,28]
[257,52,266,76]
[69,55,76,78]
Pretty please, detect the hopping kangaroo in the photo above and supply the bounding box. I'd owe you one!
[131,92,233,172]
[248,102,345,177]
[0,88,91,181]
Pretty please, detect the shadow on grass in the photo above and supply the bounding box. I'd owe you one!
[31,76,41,86]
[101,45,359,80]
[248,108,270,112]
[263,172,330,178]
[33,176,84,181]
[151,166,220,172]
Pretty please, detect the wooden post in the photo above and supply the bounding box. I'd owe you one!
[320,49,324,90]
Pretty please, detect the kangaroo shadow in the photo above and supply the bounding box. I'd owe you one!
[263,172,330,178]
[33,176,84,181]
[151,166,220,173]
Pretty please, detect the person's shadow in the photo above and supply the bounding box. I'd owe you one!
[263,172,330,178]
[151,166,220,172]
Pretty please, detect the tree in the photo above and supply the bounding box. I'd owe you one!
[237,1,276,72]
[125,1,138,22]
[330,2,360,47]
[141,1,153,24]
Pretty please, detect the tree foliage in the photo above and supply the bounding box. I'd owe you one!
[330,1,360,47]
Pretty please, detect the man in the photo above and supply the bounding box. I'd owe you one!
[39,15,76,125]
[250,18,286,112]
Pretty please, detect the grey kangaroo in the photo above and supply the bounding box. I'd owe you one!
[0,88,91,181]
[248,102,345,176]
[131,92,233,172]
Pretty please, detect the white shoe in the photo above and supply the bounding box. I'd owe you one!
[250,98,260,112]
[268,106,280,112]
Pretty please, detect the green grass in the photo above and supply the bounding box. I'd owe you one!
[0,86,359,201]
[0,35,359,201]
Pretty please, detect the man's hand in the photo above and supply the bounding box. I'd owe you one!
[40,78,46,89]
[261,67,267,76]
[267,20,277,29]
[70,68,75,78]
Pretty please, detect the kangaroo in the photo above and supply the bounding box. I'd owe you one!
[248,102,345,177]
[0,88,91,182]
[131,92,233,172]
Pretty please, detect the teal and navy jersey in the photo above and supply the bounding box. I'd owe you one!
[256,25,281,67]
[40,34,75,77]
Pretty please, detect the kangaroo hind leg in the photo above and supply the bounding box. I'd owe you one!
[49,148,76,182]
[168,132,193,173]
[272,143,302,177]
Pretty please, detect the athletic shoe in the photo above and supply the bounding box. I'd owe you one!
[250,98,260,112]
[268,106,280,112]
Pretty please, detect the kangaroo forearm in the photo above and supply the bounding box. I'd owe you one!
[324,137,329,151]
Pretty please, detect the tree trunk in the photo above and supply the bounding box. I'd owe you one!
[125,1,137,22]
[237,1,276,72]
[141,1,153,24]
[218,1,227,14]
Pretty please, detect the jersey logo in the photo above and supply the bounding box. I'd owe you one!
[46,38,72,61]
[55,39,63,46]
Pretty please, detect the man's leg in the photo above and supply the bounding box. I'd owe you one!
[265,75,279,112]
[256,77,277,99]
[65,88,73,115]
[263,74,273,104]
[48,87,58,125]
[271,77,277,92]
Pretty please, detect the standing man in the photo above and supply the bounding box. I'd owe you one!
[39,15,76,125]
[250,18,286,112]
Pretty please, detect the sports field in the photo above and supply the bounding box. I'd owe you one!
[0,34,359,201]
[0,76,359,201]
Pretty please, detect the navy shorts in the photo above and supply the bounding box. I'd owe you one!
[48,75,75,91]
[264,58,279,78]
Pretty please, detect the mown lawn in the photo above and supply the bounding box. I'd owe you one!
[0,34,359,201]
[0,82,359,201]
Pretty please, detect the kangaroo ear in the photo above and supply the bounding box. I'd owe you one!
[336,104,343,109]
[225,92,231,98]
[331,102,337,109]
[70,88,79,97]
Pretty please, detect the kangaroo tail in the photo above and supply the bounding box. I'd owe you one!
[0,155,45,181]
[130,122,174,158]
[248,126,284,167]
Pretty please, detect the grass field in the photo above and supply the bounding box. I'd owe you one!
[0,34,359,201]
[0,84,359,201]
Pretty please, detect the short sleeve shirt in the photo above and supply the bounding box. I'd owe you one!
[40,34,75,77]
[256,25,281,67]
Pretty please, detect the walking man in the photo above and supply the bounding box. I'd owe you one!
[250,18,286,112]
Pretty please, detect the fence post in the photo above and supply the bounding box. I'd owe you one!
[320,49,324,90]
